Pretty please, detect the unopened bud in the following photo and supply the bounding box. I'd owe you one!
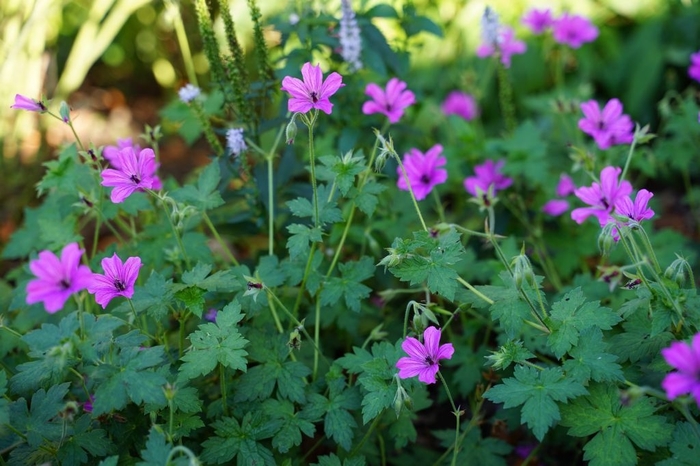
[664,255,693,288]
[286,113,298,144]
[511,248,535,289]
[597,222,618,256]
[59,101,71,123]
[393,382,412,418]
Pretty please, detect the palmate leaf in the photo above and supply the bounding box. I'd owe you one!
[178,300,249,380]
[560,384,673,466]
[484,365,587,440]
[171,161,225,211]
[546,287,621,359]
[56,414,110,465]
[262,399,316,454]
[286,224,323,260]
[9,383,70,448]
[336,341,403,424]
[562,328,624,384]
[200,412,279,465]
[320,256,374,312]
[317,152,366,196]
[384,228,465,301]
[92,346,168,415]
[306,385,362,451]
[657,423,699,466]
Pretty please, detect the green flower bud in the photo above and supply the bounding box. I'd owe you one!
[286,113,299,144]
[598,223,618,256]
[664,255,693,288]
[59,101,71,123]
[511,249,535,289]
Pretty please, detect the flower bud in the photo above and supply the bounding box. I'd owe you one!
[286,113,298,144]
[597,222,618,256]
[59,101,71,123]
[511,248,535,289]
[393,382,412,418]
[664,255,693,288]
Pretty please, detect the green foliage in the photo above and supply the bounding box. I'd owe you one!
[201,411,278,465]
[92,344,168,415]
[179,300,249,380]
[546,287,621,359]
[170,161,225,211]
[656,423,700,466]
[381,228,465,301]
[320,256,374,312]
[560,384,673,466]
[484,365,588,441]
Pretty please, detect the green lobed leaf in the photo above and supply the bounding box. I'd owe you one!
[656,422,699,466]
[170,161,225,210]
[560,384,673,466]
[136,426,172,466]
[178,300,249,380]
[352,181,386,217]
[546,287,621,359]
[200,412,278,465]
[484,365,587,441]
[562,328,624,384]
[262,399,316,454]
[320,256,374,312]
[286,224,323,260]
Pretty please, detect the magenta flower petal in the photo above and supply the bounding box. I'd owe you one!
[542,199,570,216]
[26,243,92,313]
[615,189,654,223]
[476,27,526,68]
[571,166,631,226]
[441,91,478,121]
[362,78,415,123]
[87,253,143,308]
[552,13,598,48]
[659,333,700,406]
[280,62,345,115]
[11,94,46,112]
[578,99,634,150]
[396,144,447,201]
[556,174,576,197]
[689,51,700,83]
[463,159,512,197]
[101,147,159,203]
[522,8,553,34]
[396,326,453,385]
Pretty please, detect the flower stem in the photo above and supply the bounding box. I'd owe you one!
[496,62,517,134]
[432,189,445,223]
[166,0,198,86]
[305,111,321,228]
[437,371,461,466]
[620,133,639,183]
[265,124,286,255]
[202,211,240,266]
[395,154,428,232]
[312,298,322,381]
[456,276,493,305]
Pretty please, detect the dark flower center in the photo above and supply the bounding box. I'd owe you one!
[60,279,70,290]
[420,174,431,185]
[424,356,435,365]
[596,119,606,130]
[130,174,141,184]
[601,197,610,209]
[114,279,126,291]
[310,91,319,103]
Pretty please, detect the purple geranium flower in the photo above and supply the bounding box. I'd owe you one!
[477,27,526,68]
[441,91,478,121]
[615,189,654,223]
[103,138,140,169]
[571,166,632,226]
[556,174,576,197]
[101,147,160,203]
[661,333,700,407]
[26,243,92,313]
[87,253,142,308]
[11,94,46,112]
[396,144,447,201]
[689,51,700,83]
[362,78,415,124]
[522,8,553,34]
[542,199,570,216]
[280,62,344,115]
[578,98,634,150]
[464,159,513,197]
[396,326,454,384]
[551,13,598,48]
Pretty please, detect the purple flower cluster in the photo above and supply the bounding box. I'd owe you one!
[26,243,142,313]
[464,160,513,198]
[522,9,598,48]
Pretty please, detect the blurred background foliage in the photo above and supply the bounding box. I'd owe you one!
[0,0,699,250]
